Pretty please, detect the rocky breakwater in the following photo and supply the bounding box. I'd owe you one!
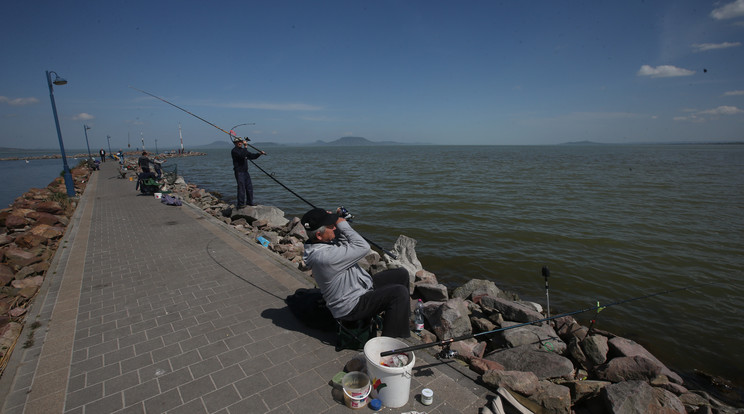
[0,162,92,375]
[159,176,744,413]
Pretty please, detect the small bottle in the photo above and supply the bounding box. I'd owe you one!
[414,299,424,331]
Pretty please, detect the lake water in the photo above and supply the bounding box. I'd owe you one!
[3,144,743,390]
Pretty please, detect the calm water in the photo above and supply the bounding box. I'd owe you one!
[3,145,743,388]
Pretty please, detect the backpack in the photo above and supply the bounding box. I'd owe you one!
[285,288,336,331]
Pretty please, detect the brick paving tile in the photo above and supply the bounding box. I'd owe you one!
[0,161,493,414]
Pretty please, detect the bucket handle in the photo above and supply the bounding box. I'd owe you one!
[343,384,372,401]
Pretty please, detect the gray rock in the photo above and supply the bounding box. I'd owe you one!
[485,345,575,380]
[581,334,609,366]
[594,355,662,382]
[481,370,539,396]
[414,283,449,302]
[565,379,611,403]
[423,298,472,340]
[387,235,421,285]
[232,205,289,228]
[531,381,572,414]
[602,380,677,414]
[452,279,501,300]
[479,295,544,323]
[500,321,567,354]
[608,337,684,384]
[652,386,687,413]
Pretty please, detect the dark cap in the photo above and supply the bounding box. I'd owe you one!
[301,208,337,232]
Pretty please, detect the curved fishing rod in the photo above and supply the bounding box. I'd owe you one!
[129,86,397,258]
[248,159,398,259]
[129,86,265,153]
[380,280,723,357]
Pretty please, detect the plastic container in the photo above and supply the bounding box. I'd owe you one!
[342,371,371,410]
[421,388,433,405]
[364,336,415,408]
[154,193,162,199]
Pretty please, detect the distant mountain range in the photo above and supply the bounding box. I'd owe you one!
[194,136,410,148]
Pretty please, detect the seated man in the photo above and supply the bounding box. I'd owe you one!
[301,208,410,338]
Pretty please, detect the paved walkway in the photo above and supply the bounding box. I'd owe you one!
[0,161,492,414]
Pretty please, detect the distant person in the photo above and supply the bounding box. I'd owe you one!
[153,156,165,179]
[138,151,151,173]
[99,148,106,163]
[231,138,265,208]
[301,208,411,338]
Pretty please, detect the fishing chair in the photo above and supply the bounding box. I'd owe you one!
[335,315,382,351]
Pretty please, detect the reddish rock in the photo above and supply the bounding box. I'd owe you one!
[0,234,13,246]
[35,201,65,215]
[3,247,43,268]
[470,357,505,374]
[18,285,39,298]
[0,264,14,286]
[29,224,65,240]
[27,211,60,225]
[14,232,47,248]
[5,214,28,229]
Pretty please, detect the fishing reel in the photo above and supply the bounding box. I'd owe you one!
[337,206,354,221]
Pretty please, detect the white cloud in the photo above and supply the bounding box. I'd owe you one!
[723,90,744,96]
[711,0,744,19]
[692,41,742,52]
[698,105,743,115]
[0,96,39,106]
[637,65,695,77]
[674,106,743,122]
[72,113,95,121]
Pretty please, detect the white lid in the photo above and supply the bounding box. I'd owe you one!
[422,388,433,397]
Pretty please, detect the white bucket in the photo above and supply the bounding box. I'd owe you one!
[364,336,415,408]
[342,371,371,409]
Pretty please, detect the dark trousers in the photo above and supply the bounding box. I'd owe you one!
[341,268,411,338]
[234,170,254,207]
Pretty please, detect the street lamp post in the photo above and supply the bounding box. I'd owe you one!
[107,135,112,159]
[83,124,92,160]
[45,70,75,198]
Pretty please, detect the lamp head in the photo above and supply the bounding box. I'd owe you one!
[52,75,67,86]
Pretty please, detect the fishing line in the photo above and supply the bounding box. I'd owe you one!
[130,87,397,258]
[380,280,724,357]
[205,237,283,300]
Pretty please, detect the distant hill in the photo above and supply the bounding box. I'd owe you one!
[560,140,606,145]
[313,136,407,146]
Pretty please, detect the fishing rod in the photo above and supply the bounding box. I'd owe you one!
[380,280,723,357]
[129,87,397,258]
[248,159,397,258]
[129,86,264,153]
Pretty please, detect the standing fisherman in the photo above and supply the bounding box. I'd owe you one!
[231,137,265,209]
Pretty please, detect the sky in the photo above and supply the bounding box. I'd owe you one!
[1,0,743,150]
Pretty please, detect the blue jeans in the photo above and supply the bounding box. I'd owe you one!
[234,170,254,207]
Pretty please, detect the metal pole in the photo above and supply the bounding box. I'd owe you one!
[83,124,92,160]
[46,70,75,198]
[107,135,112,159]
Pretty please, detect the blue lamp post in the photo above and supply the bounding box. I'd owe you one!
[46,70,76,198]
[83,124,92,160]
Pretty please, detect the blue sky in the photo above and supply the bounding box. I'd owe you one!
[1,0,743,150]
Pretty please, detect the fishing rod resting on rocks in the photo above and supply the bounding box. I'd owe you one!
[380,280,722,357]
[129,87,397,258]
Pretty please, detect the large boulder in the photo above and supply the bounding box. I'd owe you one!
[481,370,539,396]
[608,337,683,384]
[386,235,422,285]
[485,345,575,380]
[232,205,289,228]
[422,298,472,340]
[35,201,65,215]
[602,380,684,413]
[581,334,609,366]
[452,279,501,301]
[594,355,662,382]
[479,296,544,323]
[500,321,567,354]
[414,283,449,302]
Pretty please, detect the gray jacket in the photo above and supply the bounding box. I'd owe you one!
[302,221,373,318]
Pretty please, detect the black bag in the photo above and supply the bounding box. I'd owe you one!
[285,288,336,331]
[336,315,382,351]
